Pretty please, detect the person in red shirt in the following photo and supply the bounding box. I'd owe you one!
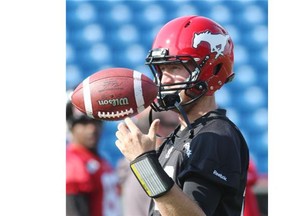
[244,159,261,216]
[66,100,121,216]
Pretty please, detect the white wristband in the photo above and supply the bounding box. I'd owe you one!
[130,150,174,198]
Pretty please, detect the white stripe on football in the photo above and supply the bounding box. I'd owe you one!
[71,68,157,121]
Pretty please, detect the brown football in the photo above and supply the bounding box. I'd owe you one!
[71,68,157,121]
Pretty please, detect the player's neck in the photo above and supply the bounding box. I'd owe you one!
[179,95,217,130]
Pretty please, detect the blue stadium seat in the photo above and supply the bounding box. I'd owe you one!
[98,121,123,168]
[240,110,267,139]
[209,4,232,25]
[215,86,232,107]
[251,25,268,45]
[66,43,75,65]
[234,2,267,32]
[66,0,268,174]
[141,3,166,26]
[77,43,112,77]
[66,64,83,90]
[251,132,268,173]
[66,2,97,29]
[102,3,132,29]
[242,4,267,25]
[225,24,240,44]
[235,86,266,111]
[234,45,249,66]
[233,65,257,88]
[225,107,241,128]
[107,24,140,50]
[69,24,105,49]
[251,108,268,133]
[256,156,268,174]
[175,4,199,18]
[114,44,146,67]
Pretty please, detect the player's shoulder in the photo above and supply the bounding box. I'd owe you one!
[198,116,234,135]
[66,144,102,167]
[66,146,102,181]
[208,115,235,129]
[192,110,246,150]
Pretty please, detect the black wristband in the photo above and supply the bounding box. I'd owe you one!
[130,150,174,198]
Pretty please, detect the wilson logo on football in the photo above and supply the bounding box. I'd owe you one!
[98,98,129,106]
[193,31,230,59]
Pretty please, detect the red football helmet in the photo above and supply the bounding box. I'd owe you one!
[146,15,234,111]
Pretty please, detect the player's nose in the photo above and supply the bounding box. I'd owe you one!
[161,71,174,85]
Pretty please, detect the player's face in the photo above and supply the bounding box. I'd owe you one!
[159,63,190,88]
[159,63,196,104]
[73,123,102,149]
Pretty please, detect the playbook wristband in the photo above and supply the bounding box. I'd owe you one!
[130,150,174,198]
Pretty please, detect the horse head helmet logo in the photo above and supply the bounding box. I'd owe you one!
[193,31,230,59]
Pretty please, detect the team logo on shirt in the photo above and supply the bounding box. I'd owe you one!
[183,142,192,158]
[165,146,174,158]
[213,169,227,181]
[86,159,100,174]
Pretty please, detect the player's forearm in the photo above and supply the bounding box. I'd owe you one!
[154,184,206,216]
[129,150,205,215]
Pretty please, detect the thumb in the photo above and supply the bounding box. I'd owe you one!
[148,119,160,140]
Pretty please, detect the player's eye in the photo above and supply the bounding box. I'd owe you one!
[160,64,181,72]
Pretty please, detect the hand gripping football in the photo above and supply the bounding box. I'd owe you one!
[71,68,158,121]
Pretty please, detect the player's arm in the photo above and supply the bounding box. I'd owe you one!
[66,194,89,216]
[130,151,221,216]
[152,176,222,216]
[153,184,206,216]
[115,118,210,215]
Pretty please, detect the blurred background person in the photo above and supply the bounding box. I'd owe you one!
[244,159,261,216]
[116,107,179,216]
[66,95,122,216]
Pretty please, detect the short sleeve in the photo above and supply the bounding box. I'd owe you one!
[66,152,99,194]
[178,131,242,192]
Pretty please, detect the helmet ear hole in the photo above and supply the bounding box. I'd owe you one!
[213,63,223,75]
[195,81,207,91]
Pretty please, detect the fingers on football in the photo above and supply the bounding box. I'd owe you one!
[148,119,160,139]
[117,121,130,134]
[124,117,140,133]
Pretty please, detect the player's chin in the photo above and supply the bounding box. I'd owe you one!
[84,138,98,148]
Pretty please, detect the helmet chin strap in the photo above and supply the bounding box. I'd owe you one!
[161,91,193,130]
[174,100,192,130]
[148,92,192,137]
[162,92,193,130]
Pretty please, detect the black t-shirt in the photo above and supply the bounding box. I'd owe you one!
[149,109,249,216]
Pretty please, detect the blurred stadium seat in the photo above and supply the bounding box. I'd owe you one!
[66,0,268,175]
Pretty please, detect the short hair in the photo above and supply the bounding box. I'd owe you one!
[66,100,103,129]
